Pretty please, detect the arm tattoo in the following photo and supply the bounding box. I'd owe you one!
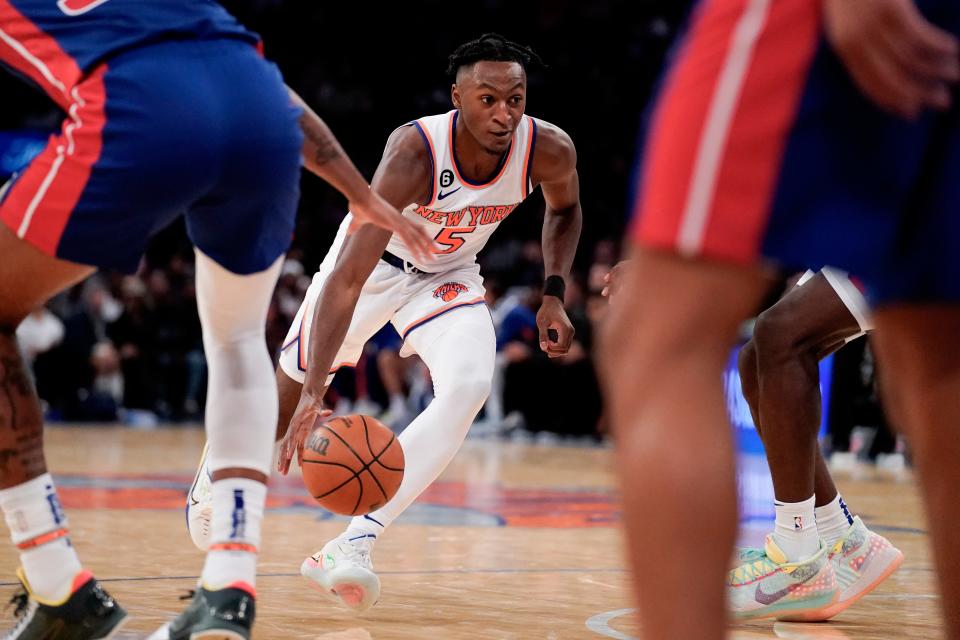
[0,356,33,431]
[301,115,342,167]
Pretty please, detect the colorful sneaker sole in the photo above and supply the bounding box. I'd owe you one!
[779,547,904,622]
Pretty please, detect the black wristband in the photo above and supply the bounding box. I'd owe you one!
[543,275,566,302]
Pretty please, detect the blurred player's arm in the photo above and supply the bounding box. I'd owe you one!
[823,0,959,118]
[533,123,581,357]
[278,125,432,474]
[287,89,433,261]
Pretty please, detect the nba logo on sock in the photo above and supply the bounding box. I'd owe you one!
[230,489,246,539]
[839,496,853,525]
[45,484,65,525]
[794,515,803,530]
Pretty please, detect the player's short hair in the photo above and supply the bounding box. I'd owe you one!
[446,33,544,78]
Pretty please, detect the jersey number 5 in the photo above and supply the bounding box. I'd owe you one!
[58,0,111,16]
[433,227,475,255]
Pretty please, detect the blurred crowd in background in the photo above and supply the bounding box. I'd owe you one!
[1,1,898,460]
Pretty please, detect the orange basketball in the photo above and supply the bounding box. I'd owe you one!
[300,414,405,516]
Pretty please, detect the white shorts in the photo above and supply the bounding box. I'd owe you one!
[279,255,487,385]
[796,266,873,340]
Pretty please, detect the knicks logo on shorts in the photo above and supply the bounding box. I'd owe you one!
[433,282,468,302]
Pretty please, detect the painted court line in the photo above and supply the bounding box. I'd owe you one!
[586,608,635,640]
[0,566,628,588]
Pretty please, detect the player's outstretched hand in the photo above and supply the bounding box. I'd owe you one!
[277,392,332,476]
[601,261,630,300]
[824,0,960,118]
[537,296,575,358]
[348,190,435,264]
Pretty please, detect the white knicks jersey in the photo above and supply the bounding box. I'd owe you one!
[384,109,538,272]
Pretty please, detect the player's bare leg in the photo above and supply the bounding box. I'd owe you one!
[732,273,901,621]
[739,335,840,515]
[737,273,855,508]
[0,226,93,487]
[872,307,960,639]
[0,224,128,636]
[599,250,771,640]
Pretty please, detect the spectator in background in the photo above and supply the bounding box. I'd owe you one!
[499,285,601,438]
[147,268,204,420]
[370,325,415,429]
[88,341,124,420]
[108,276,156,414]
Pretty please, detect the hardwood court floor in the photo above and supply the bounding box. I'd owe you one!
[0,427,943,639]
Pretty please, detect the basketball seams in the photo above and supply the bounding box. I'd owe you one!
[317,422,366,466]
[372,434,403,472]
[362,414,375,458]
[306,423,368,511]
[359,415,389,500]
[351,470,363,514]
[303,463,361,500]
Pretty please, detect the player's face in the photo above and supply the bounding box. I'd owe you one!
[452,61,527,155]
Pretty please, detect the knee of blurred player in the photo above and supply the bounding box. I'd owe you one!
[751,304,806,362]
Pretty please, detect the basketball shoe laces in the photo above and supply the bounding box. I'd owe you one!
[341,536,374,569]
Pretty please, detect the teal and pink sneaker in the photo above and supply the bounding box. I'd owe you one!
[727,535,838,620]
[780,516,903,622]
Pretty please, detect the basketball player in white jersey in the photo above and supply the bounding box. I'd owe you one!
[186,33,582,611]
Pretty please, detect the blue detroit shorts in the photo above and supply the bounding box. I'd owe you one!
[0,38,302,274]
[631,0,960,304]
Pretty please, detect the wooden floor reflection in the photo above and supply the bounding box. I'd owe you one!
[0,427,942,639]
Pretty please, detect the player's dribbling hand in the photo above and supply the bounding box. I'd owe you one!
[536,296,575,358]
[277,392,332,475]
[824,0,960,119]
[348,190,435,264]
[601,261,630,300]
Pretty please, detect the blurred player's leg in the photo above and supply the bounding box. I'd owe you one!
[872,307,960,639]
[150,37,303,638]
[302,303,494,610]
[152,251,283,639]
[187,367,307,549]
[730,272,900,621]
[599,251,771,640]
[188,262,403,551]
[0,225,128,638]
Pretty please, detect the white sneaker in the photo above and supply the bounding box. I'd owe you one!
[185,442,212,550]
[300,534,380,612]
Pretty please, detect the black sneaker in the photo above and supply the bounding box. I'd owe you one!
[149,585,255,640]
[4,568,127,639]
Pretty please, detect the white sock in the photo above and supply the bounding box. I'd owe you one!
[815,493,855,550]
[772,495,819,562]
[0,474,83,602]
[389,394,406,416]
[201,478,265,592]
[345,514,384,546]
